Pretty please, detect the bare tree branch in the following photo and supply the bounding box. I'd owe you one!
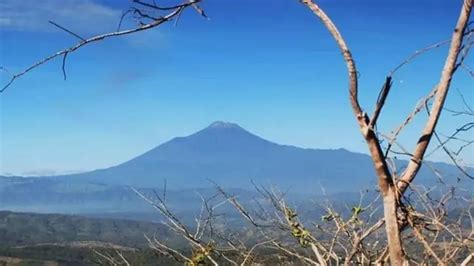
[398,0,473,194]
[0,0,204,93]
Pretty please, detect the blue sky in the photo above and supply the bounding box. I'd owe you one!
[1,0,472,175]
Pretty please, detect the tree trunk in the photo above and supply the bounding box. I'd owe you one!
[382,187,406,265]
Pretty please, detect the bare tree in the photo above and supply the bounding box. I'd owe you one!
[300,0,473,264]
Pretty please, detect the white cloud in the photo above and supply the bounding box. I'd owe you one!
[0,0,122,34]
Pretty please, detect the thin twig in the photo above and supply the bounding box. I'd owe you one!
[48,20,86,41]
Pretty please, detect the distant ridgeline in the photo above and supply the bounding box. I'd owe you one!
[0,122,470,218]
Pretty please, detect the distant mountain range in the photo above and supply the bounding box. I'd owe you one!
[0,121,470,216]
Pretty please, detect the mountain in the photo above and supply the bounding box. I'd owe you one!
[0,121,470,215]
[62,121,466,190]
[56,121,376,191]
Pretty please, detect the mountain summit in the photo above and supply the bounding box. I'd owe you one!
[189,121,261,139]
[207,121,243,129]
[190,121,262,141]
